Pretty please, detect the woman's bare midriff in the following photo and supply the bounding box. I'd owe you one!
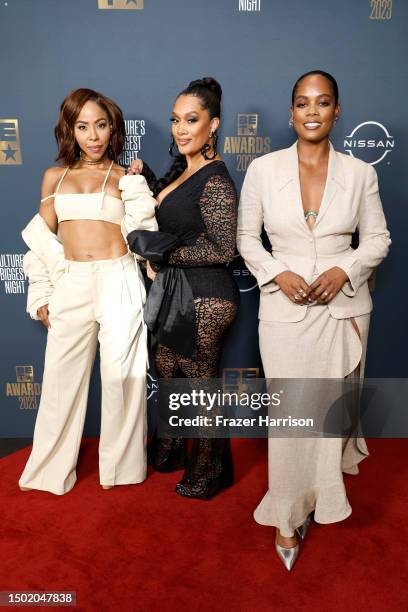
[59,220,128,261]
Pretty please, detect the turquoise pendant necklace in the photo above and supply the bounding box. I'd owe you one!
[304,210,318,222]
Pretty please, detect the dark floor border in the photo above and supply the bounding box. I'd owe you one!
[0,439,32,459]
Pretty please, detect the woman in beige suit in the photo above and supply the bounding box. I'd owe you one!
[237,71,390,570]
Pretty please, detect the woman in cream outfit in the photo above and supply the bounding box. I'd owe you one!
[19,88,157,495]
[237,71,390,570]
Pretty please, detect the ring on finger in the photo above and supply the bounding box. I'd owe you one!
[293,293,301,301]
[323,291,329,298]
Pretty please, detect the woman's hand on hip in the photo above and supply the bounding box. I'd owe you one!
[274,271,311,305]
[37,304,50,329]
[309,267,349,304]
[127,159,144,175]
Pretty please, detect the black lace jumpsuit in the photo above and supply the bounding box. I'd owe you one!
[151,160,239,499]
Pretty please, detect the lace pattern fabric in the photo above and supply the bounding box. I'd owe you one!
[150,162,239,499]
[167,174,237,267]
[152,297,237,497]
[157,161,238,302]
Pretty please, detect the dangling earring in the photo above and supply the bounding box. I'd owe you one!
[200,132,218,160]
[169,137,178,157]
[289,117,294,128]
[333,116,339,126]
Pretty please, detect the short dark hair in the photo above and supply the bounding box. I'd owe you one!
[291,70,339,105]
[54,88,125,166]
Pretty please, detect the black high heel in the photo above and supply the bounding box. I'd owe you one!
[148,435,187,473]
[175,472,233,500]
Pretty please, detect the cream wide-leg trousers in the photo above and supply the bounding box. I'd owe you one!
[19,253,148,495]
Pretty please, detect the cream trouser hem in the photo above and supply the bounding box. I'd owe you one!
[19,253,148,495]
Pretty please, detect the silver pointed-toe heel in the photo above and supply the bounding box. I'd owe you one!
[275,541,299,572]
[296,514,312,540]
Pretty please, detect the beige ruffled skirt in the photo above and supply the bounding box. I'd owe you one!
[255,304,370,537]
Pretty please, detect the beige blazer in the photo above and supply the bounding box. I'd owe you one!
[237,141,391,322]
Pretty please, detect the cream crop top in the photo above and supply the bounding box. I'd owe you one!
[41,161,124,225]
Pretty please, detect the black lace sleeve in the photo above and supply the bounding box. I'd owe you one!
[168,174,237,267]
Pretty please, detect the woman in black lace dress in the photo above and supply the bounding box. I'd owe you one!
[129,77,239,499]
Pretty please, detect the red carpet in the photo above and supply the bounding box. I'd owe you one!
[1,439,407,611]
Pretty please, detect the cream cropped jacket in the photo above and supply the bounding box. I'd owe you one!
[22,174,158,320]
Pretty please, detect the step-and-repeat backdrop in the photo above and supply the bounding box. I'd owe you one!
[1,0,405,436]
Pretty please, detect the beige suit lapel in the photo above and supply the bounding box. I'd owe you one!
[277,142,307,230]
[314,142,345,228]
[277,141,345,230]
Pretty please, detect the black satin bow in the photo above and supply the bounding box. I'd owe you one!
[127,230,197,358]
[127,229,182,264]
